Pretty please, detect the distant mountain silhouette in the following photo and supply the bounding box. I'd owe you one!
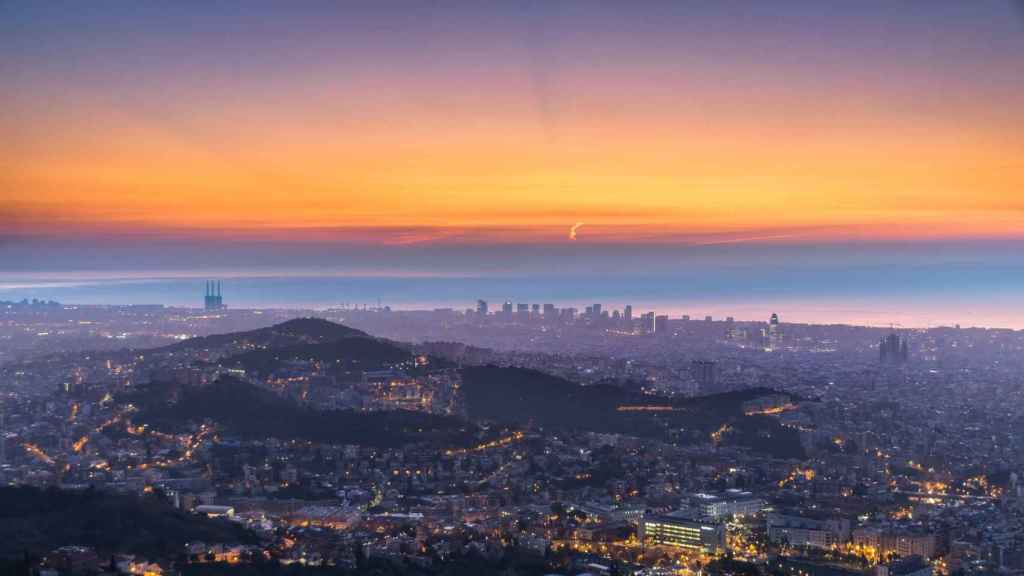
[161,318,416,377]
[163,317,373,353]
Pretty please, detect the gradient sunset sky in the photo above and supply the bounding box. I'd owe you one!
[2,1,1024,324]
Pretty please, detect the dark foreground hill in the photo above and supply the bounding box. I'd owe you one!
[0,486,255,560]
[131,377,474,448]
[461,365,805,459]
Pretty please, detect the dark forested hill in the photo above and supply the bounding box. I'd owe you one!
[460,365,804,459]
[0,486,255,560]
[159,318,418,377]
[223,338,411,377]
[163,318,373,353]
[142,321,804,459]
[131,377,473,448]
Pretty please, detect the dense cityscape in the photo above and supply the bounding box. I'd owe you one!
[1,287,1022,575]
[5,1,1023,575]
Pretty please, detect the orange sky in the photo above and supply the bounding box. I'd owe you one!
[3,2,1023,245]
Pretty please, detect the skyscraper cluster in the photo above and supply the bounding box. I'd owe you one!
[480,300,664,332]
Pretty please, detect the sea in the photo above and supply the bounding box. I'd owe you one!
[2,264,1023,329]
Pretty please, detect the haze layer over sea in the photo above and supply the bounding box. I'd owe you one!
[2,264,1022,329]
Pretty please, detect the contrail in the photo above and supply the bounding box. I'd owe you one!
[569,222,584,241]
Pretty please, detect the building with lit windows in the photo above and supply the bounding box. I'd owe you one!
[691,490,766,520]
[360,370,432,412]
[853,527,936,559]
[639,514,726,553]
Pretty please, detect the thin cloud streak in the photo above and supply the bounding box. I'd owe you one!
[4,220,1024,248]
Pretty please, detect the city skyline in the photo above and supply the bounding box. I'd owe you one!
[4,236,1024,328]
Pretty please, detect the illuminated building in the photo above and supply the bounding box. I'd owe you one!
[284,505,361,529]
[742,394,797,415]
[691,490,766,519]
[195,504,235,519]
[639,514,726,553]
[854,528,936,559]
[361,370,432,412]
[476,299,488,315]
